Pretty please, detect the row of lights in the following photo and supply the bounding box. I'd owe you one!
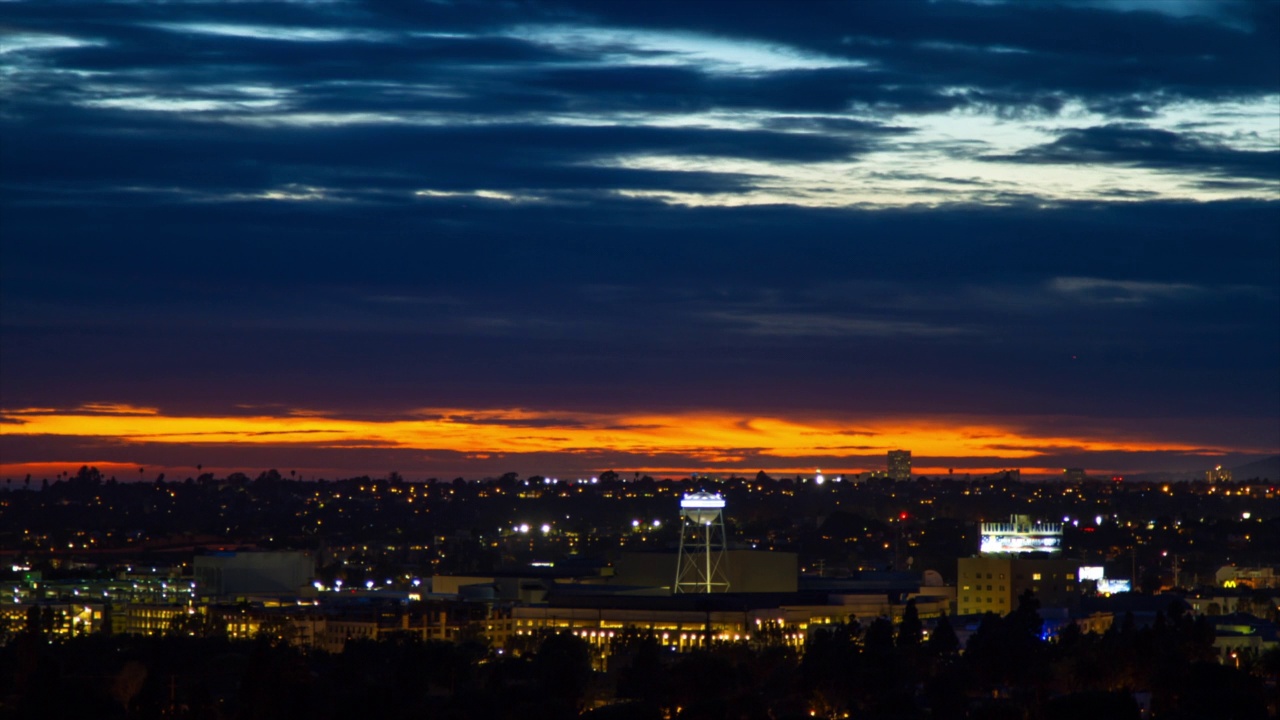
[312,577,424,592]
[507,518,665,534]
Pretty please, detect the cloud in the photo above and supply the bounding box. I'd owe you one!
[1048,277,1203,304]
[1,0,1277,479]
[4,403,161,417]
[574,0,1279,107]
[2,404,1272,480]
[3,0,1275,214]
[709,311,973,339]
[2,199,1276,429]
[992,124,1280,181]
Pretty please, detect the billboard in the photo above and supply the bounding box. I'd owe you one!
[1097,578,1131,594]
[979,532,1062,555]
[1078,566,1130,594]
[1078,566,1105,581]
[979,516,1063,555]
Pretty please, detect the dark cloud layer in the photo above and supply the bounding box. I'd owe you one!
[1,0,1277,476]
[996,124,1280,180]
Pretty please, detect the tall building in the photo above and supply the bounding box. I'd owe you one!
[1206,465,1233,483]
[888,450,911,481]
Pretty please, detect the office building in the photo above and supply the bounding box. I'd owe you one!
[194,551,315,598]
[888,450,911,481]
[957,556,1079,616]
[1206,465,1233,483]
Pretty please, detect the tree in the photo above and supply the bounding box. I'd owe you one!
[1173,662,1269,720]
[533,631,593,716]
[73,465,104,486]
[1011,589,1044,639]
[1044,691,1141,720]
[927,612,960,657]
[800,621,859,717]
[615,633,667,707]
[24,606,41,636]
[862,617,912,715]
[110,660,148,715]
[897,599,923,647]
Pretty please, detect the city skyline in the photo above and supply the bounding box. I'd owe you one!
[2,0,1278,480]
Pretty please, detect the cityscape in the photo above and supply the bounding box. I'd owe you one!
[1,453,1278,718]
[2,0,1278,718]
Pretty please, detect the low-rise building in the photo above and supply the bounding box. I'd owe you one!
[957,556,1080,615]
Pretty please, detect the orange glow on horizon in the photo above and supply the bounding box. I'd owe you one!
[0,404,1248,476]
[0,461,149,478]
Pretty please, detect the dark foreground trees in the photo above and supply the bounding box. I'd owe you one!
[0,602,1270,720]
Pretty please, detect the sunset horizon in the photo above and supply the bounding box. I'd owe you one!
[3,0,1277,484]
[3,401,1274,482]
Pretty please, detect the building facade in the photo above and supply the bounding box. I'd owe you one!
[193,551,315,598]
[1206,465,1233,483]
[957,556,1080,616]
[888,450,911,481]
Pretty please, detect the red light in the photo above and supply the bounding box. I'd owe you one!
[899,512,909,520]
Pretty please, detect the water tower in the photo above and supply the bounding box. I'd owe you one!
[674,491,730,593]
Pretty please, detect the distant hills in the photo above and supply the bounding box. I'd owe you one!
[1231,455,1280,482]
[1116,455,1278,484]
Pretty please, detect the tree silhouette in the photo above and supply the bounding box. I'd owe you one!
[928,612,960,658]
[533,631,592,717]
[110,660,148,715]
[897,599,923,648]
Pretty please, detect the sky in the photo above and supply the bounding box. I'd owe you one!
[1,0,1278,482]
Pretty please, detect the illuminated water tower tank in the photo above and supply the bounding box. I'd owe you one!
[674,491,730,594]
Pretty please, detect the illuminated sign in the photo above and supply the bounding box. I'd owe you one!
[979,515,1063,556]
[680,492,726,509]
[980,534,1061,554]
[1077,566,1130,594]
[1097,579,1131,594]
[1078,566,1105,581]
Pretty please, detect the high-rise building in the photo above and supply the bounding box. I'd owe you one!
[887,450,911,481]
[1206,465,1233,483]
